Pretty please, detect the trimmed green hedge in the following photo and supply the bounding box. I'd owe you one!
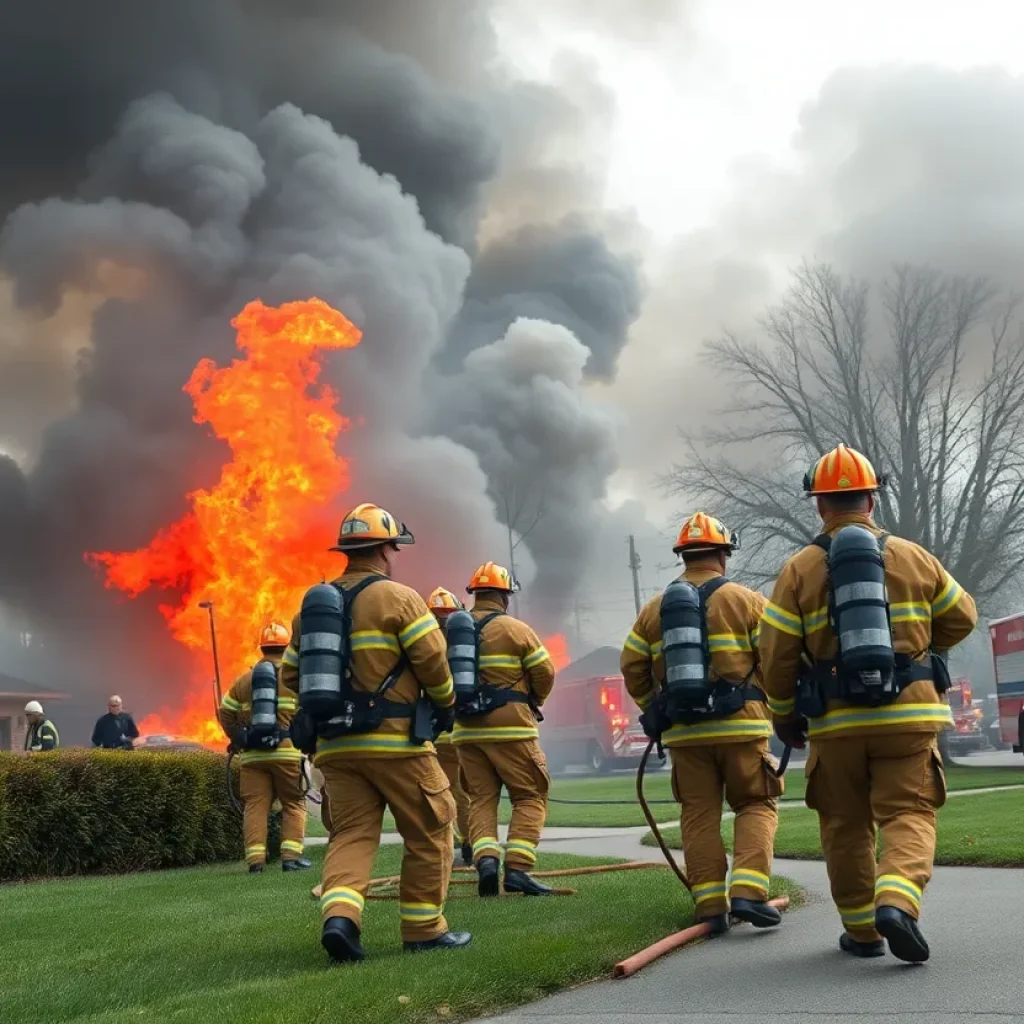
[0,750,281,882]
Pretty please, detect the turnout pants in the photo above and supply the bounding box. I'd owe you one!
[319,755,456,943]
[436,743,471,846]
[669,738,781,918]
[239,760,307,865]
[806,733,946,943]
[459,738,550,869]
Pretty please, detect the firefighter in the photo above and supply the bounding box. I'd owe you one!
[23,701,59,752]
[218,621,311,874]
[280,502,470,962]
[759,444,977,963]
[427,586,473,866]
[454,562,556,897]
[621,512,781,934]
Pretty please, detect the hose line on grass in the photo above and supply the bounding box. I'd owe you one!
[636,738,691,891]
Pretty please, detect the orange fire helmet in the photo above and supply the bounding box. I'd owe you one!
[467,562,520,594]
[330,502,415,551]
[803,444,886,496]
[259,620,290,649]
[672,512,738,555]
[427,587,462,612]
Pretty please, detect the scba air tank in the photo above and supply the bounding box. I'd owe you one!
[446,610,479,703]
[660,581,711,713]
[297,583,347,719]
[250,659,279,734]
[829,525,895,685]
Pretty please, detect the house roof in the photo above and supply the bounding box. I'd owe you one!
[0,672,67,701]
[557,646,623,683]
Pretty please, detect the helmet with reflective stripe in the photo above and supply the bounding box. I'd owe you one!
[330,502,415,551]
[672,512,738,555]
[427,587,462,612]
[467,562,520,594]
[803,444,886,496]
[259,620,290,650]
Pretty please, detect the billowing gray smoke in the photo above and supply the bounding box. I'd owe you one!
[0,1,643,728]
[432,318,619,622]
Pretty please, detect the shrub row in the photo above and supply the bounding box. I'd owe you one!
[0,749,281,882]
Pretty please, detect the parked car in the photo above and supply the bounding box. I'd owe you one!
[134,733,213,753]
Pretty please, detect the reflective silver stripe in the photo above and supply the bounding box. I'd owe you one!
[835,582,886,606]
[667,664,705,682]
[840,629,891,650]
[300,632,342,652]
[299,673,342,691]
[448,645,475,659]
[663,627,702,646]
[252,688,276,701]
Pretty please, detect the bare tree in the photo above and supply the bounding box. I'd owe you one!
[493,473,547,616]
[663,262,1024,607]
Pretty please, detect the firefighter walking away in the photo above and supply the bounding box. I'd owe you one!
[450,562,556,897]
[428,586,473,866]
[759,445,977,963]
[218,621,311,873]
[622,512,782,935]
[282,503,470,963]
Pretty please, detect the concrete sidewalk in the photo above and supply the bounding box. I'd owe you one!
[479,857,1023,1023]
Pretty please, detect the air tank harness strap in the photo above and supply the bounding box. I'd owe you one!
[808,656,936,699]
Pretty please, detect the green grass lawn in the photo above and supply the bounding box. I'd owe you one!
[641,787,1024,868]
[0,845,800,1024]
[304,760,1021,835]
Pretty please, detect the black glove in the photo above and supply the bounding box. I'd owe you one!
[229,726,250,753]
[774,717,808,750]
[638,709,663,742]
[431,706,456,740]
[289,710,318,757]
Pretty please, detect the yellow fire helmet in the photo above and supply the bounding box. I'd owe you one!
[330,502,415,552]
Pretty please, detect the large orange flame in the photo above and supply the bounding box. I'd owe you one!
[544,633,570,673]
[87,298,361,744]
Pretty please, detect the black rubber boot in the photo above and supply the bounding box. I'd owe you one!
[731,898,782,928]
[282,857,312,872]
[699,914,730,936]
[477,856,500,897]
[876,906,930,963]
[504,868,554,896]
[248,863,264,874]
[839,933,886,958]
[460,841,473,867]
[403,931,473,953]
[321,917,366,963]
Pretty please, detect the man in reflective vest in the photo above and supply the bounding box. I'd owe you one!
[218,621,310,873]
[621,512,781,933]
[23,701,59,752]
[760,444,977,962]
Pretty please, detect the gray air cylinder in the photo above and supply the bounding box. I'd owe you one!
[297,584,346,719]
[446,610,479,702]
[660,580,712,712]
[250,659,279,734]
[829,525,895,677]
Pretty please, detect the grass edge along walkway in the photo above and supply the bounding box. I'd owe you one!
[640,786,1024,868]
[1,845,803,1024]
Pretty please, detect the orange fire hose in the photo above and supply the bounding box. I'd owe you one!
[613,896,791,978]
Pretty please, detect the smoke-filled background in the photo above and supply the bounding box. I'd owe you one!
[4,0,1024,734]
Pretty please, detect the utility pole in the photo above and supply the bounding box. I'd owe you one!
[628,535,642,616]
[507,521,520,618]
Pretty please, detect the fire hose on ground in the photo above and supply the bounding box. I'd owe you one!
[307,738,793,978]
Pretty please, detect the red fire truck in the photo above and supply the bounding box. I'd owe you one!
[944,678,987,755]
[989,614,1024,755]
[539,646,663,773]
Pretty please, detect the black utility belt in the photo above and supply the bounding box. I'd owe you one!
[455,688,533,720]
[796,655,940,717]
[664,684,765,725]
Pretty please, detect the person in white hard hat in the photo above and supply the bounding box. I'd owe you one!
[24,701,59,752]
